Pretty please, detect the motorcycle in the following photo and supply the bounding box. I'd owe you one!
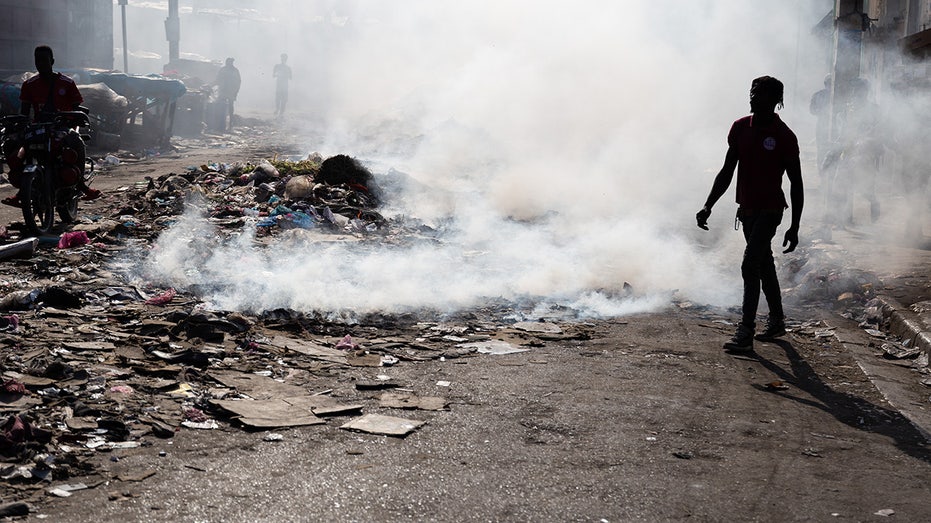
[0,109,94,235]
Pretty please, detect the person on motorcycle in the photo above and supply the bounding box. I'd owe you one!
[2,45,100,207]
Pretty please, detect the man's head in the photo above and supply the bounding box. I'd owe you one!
[225,57,234,66]
[850,77,869,99]
[35,45,54,76]
[749,75,784,114]
[281,53,288,63]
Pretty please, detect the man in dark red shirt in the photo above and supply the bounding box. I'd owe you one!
[2,45,99,206]
[695,76,804,352]
[19,47,83,116]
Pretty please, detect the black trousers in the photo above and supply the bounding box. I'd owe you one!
[738,209,784,329]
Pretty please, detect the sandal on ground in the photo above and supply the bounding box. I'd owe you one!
[1,195,21,208]
[81,188,101,201]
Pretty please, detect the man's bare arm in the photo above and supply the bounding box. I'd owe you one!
[696,146,738,229]
[782,156,804,253]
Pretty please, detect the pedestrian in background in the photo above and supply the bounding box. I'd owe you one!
[824,77,882,225]
[696,75,805,353]
[809,74,832,179]
[273,53,292,117]
[215,57,241,131]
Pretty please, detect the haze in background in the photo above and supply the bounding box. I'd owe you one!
[133,0,835,317]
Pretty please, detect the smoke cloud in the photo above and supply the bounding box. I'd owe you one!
[131,0,835,318]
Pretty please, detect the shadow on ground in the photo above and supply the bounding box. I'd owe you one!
[749,339,931,464]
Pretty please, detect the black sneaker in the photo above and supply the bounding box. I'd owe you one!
[754,318,787,341]
[724,324,754,352]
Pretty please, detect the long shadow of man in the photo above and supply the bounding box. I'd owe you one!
[749,339,930,463]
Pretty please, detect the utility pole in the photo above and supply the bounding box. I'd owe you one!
[118,0,128,73]
[830,0,863,140]
[166,0,180,64]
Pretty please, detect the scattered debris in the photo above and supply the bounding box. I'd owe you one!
[802,448,823,458]
[379,392,447,411]
[512,321,562,334]
[145,288,177,306]
[457,340,528,355]
[48,483,88,497]
[335,334,360,351]
[117,470,156,483]
[0,237,38,260]
[880,342,922,360]
[340,414,425,437]
[0,142,599,509]
[57,231,91,249]
[211,399,325,429]
[0,502,29,517]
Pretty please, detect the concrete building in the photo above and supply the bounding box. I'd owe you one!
[827,0,931,105]
[0,0,113,72]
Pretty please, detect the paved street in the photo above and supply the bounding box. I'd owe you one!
[0,128,929,522]
[31,307,931,522]
[3,2,931,520]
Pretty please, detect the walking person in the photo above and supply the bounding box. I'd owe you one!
[828,77,882,225]
[273,53,292,117]
[695,76,804,352]
[215,57,241,131]
[809,74,832,179]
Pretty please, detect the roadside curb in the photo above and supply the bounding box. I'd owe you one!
[876,295,931,359]
[830,294,931,442]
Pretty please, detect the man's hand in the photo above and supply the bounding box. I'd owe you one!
[782,227,799,253]
[696,207,711,230]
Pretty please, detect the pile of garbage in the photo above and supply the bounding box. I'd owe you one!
[0,153,590,510]
[123,153,389,241]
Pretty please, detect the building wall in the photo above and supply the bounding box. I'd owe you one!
[0,0,113,72]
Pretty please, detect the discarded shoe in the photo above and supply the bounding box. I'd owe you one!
[1,195,21,208]
[755,317,787,341]
[724,323,754,352]
[81,188,101,201]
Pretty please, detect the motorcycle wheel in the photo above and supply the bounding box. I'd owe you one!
[20,170,56,235]
[57,194,78,224]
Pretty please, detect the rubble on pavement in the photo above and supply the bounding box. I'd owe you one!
[0,151,594,507]
[781,238,931,386]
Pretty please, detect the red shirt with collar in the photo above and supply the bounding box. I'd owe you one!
[19,73,83,114]
[727,113,799,211]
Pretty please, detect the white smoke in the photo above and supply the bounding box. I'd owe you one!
[137,0,833,318]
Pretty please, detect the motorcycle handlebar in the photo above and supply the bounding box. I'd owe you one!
[1,114,28,126]
[2,110,90,135]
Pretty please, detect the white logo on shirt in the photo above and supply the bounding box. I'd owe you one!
[763,137,776,150]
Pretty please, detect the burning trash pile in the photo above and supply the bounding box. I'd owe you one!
[0,152,591,511]
[126,152,387,241]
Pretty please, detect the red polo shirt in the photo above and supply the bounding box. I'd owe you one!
[727,113,799,211]
[19,73,83,114]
